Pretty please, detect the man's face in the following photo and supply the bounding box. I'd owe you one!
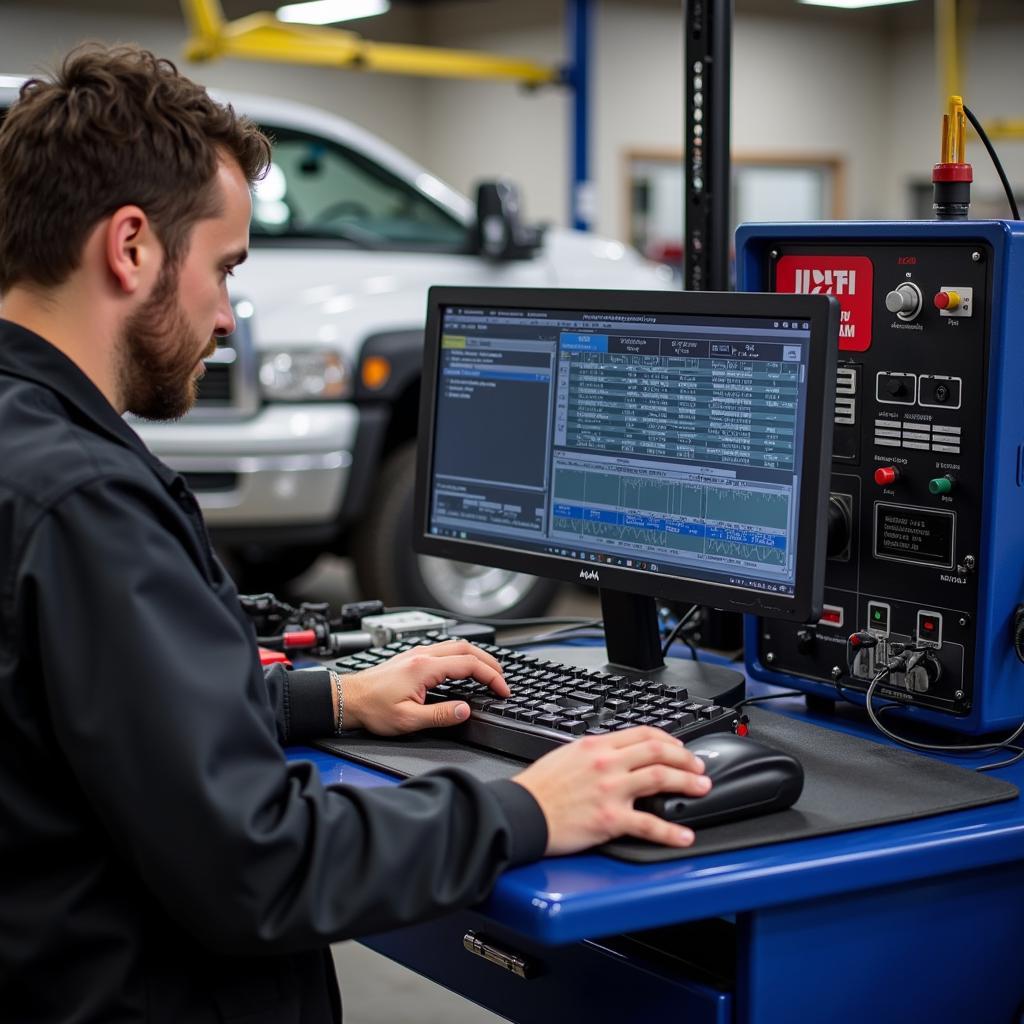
[120,157,251,420]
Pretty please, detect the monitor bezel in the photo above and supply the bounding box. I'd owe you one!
[413,286,839,622]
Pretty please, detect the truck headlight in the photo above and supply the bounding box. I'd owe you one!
[258,349,352,401]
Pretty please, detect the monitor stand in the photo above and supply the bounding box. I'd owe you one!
[524,589,745,708]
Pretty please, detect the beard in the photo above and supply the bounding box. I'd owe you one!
[118,263,217,421]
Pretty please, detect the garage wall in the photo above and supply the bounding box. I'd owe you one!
[418,0,893,234]
[1,1,1021,240]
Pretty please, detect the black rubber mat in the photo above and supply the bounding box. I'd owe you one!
[314,707,1018,863]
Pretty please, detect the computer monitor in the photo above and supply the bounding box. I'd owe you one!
[414,287,839,704]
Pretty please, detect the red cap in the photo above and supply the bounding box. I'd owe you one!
[932,162,973,183]
[282,629,317,649]
[874,466,899,486]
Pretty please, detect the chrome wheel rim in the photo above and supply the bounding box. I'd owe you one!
[416,555,538,617]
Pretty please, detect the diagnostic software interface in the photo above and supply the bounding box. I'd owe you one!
[428,304,814,598]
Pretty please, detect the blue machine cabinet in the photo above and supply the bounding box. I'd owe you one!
[737,220,1024,735]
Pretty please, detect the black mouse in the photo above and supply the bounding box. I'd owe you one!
[636,734,804,829]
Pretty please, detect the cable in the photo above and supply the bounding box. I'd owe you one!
[501,619,604,646]
[733,690,805,711]
[863,662,1024,769]
[386,606,599,629]
[963,104,1020,219]
[975,747,1024,772]
[661,603,700,658]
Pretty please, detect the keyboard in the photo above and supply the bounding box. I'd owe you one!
[333,637,741,762]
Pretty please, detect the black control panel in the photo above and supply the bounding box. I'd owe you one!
[757,242,991,715]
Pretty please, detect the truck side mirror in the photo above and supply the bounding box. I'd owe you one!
[471,180,545,260]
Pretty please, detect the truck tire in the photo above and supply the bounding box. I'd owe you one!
[353,442,559,619]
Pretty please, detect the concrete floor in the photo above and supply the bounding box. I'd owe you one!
[331,941,508,1024]
[288,555,598,1023]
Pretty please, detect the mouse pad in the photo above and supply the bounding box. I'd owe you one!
[313,707,1019,863]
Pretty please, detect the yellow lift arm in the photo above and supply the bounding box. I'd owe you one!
[935,0,1024,142]
[181,0,561,86]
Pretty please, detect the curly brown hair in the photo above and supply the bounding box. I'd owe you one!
[0,43,271,293]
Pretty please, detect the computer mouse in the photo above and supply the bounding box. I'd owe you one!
[636,734,804,829]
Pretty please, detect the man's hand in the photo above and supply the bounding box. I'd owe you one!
[339,639,509,736]
[512,727,712,853]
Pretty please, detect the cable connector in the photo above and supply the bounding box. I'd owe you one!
[933,95,972,220]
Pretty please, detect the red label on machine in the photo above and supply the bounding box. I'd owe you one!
[775,255,874,351]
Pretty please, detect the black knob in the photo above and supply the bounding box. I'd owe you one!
[796,629,816,655]
[885,378,906,397]
[827,495,852,559]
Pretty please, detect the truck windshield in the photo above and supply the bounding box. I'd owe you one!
[252,125,468,250]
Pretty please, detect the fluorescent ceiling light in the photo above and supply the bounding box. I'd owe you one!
[799,0,918,8]
[277,0,390,25]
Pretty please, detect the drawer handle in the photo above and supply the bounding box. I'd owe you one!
[463,930,537,980]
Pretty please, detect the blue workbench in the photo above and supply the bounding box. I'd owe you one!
[288,676,1024,1024]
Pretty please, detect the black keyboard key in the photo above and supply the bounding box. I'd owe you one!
[661,684,690,699]
[557,719,587,735]
[667,712,697,729]
[699,705,728,720]
[534,713,561,728]
[585,727,610,736]
[604,698,632,714]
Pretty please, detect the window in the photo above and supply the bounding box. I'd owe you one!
[625,150,844,275]
[252,125,468,250]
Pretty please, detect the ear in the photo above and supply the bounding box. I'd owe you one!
[104,205,160,295]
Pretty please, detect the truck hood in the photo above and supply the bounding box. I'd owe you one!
[230,227,675,360]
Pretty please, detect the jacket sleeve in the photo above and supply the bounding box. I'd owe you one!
[262,663,336,745]
[16,475,547,955]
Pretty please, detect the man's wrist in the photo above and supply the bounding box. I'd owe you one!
[330,671,365,732]
[329,671,345,735]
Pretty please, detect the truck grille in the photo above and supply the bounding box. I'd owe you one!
[189,300,260,418]
[197,363,233,404]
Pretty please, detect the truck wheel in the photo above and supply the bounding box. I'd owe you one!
[353,442,559,619]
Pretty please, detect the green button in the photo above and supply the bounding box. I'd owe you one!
[929,476,954,495]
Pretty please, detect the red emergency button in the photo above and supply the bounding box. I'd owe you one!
[874,466,900,486]
[933,290,961,311]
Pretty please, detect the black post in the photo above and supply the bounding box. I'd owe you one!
[684,0,732,291]
[598,589,745,707]
[600,590,664,672]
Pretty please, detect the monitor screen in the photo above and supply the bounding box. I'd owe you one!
[414,287,838,623]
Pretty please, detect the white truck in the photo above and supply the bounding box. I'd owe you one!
[0,82,674,616]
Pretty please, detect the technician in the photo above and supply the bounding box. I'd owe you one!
[0,45,712,1023]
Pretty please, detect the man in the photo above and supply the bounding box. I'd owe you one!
[0,45,711,1022]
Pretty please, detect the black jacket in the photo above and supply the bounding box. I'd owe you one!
[0,320,546,1023]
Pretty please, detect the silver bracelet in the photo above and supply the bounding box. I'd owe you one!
[330,670,345,735]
